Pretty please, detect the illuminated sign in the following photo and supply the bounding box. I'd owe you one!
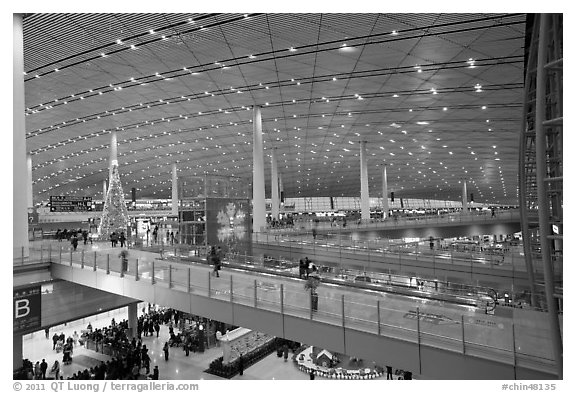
[13,285,41,333]
[49,196,93,212]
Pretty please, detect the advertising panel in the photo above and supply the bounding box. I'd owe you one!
[205,198,252,258]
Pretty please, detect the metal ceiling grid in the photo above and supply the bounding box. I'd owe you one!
[22,13,527,205]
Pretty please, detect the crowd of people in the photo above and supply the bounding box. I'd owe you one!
[298,257,318,279]
[54,228,91,250]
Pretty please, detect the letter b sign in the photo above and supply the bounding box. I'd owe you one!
[13,286,41,333]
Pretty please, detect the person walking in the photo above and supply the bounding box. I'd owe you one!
[50,360,60,380]
[163,342,169,361]
[82,230,88,245]
[71,235,78,251]
[44,327,50,339]
[152,366,159,380]
[119,232,126,248]
[154,322,160,337]
[40,359,48,379]
[170,231,174,245]
[56,229,62,242]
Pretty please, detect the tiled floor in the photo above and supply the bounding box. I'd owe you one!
[22,304,316,380]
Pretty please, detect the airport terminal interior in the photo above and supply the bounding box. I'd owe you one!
[13,12,563,380]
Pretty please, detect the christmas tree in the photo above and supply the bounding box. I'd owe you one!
[98,161,130,238]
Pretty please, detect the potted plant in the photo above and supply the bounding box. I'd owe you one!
[304,275,321,311]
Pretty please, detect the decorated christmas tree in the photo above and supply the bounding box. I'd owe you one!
[98,161,130,238]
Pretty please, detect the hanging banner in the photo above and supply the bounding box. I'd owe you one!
[13,285,41,334]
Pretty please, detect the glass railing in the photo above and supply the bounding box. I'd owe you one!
[32,243,557,376]
[267,209,521,232]
[253,232,527,274]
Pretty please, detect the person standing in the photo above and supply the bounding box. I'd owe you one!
[71,235,78,251]
[154,322,160,337]
[44,327,50,339]
[40,359,48,379]
[163,342,169,361]
[238,354,244,376]
[34,361,41,380]
[82,230,88,245]
[52,333,59,350]
[152,366,159,380]
[119,232,126,247]
[170,231,174,245]
[386,365,393,380]
[56,229,62,242]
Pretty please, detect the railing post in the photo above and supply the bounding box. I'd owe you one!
[40,245,43,262]
[512,322,517,379]
[254,279,258,308]
[49,244,52,262]
[187,268,190,293]
[106,254,110,274]
[81,250,85,268]
[461,315,466,354]
[280,284,284,314]
[377,300,381,335]
[309,292,313,320]
[120,258,124,277]
[341,295,345,328]
[22,246,24,264]
[168,265,172,288]
[135,259,139,281]
[93,252,97,271]
[70,249,73,266]
[229,275,233,303]
[450,248,454,264]
[416,307,422,374]
[151,261,155,284]
[208,271,211,297]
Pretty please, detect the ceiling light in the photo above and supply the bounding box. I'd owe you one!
[288,47,297,52]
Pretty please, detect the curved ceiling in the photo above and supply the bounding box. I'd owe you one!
[22,13,526,205]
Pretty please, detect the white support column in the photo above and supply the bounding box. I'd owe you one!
[360,141,370,221]
[127,303,138,339]
[13,13,29,258]
[109,130,118,179]
[382,164,389,219]
[271,148,280,219]
[252,106,266,232]
[27,154,33,208]
[462,179,468,214]
[172,163,178,216]
[103,180,107,200]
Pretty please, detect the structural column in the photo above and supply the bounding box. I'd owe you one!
[252,106,266,232]
[127,303,138,339]
[461,179,468,215]
[103,180,107,199]
[13,13,29,258]
[171,163,178,216]
[534,14,563,378]
[359,141,370,221]
[13,333,23,371]
[270,148,280,220]
[27,154,33,208]
[109,130,118,179]
[382,164,389,219]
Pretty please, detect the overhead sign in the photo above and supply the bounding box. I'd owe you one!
[49,196,93,212]
[13,285,41,334]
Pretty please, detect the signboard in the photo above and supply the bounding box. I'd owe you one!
[206,198,252,257]
[13,285,41,334]
[49,196,93,212]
